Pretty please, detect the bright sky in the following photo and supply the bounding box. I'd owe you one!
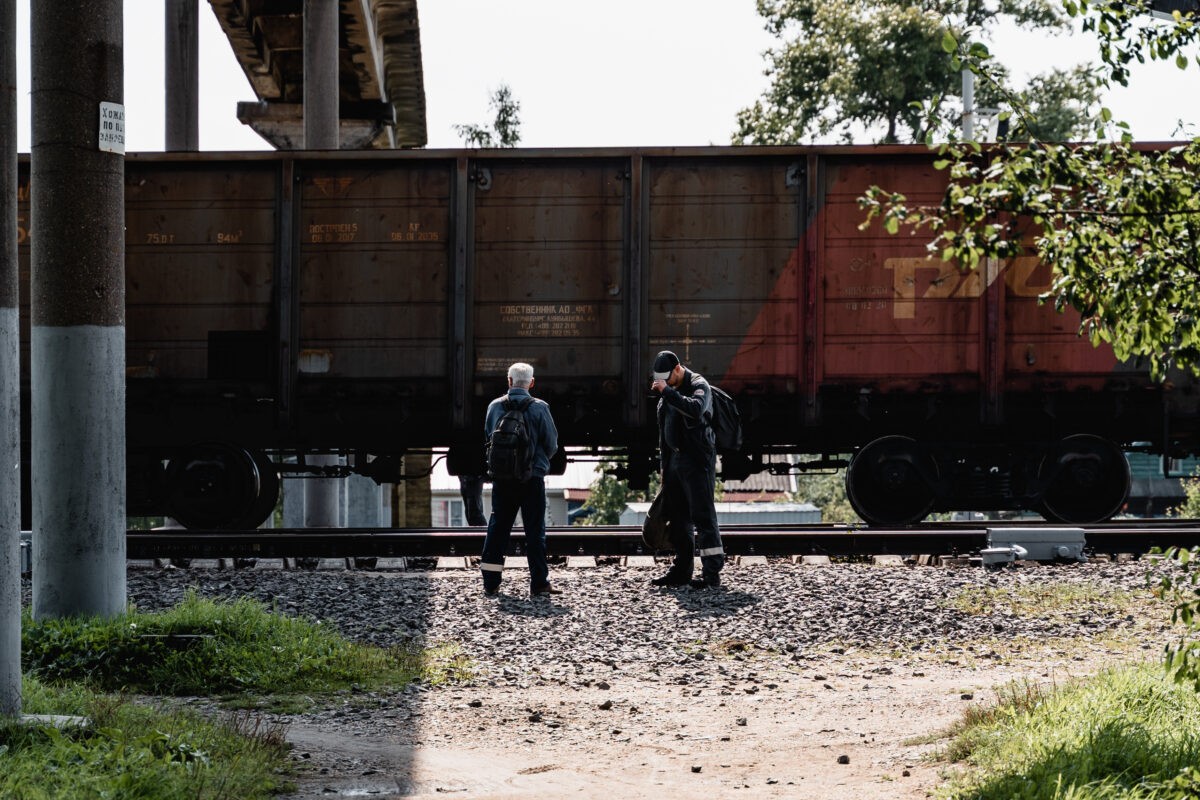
[11,1,1199,152]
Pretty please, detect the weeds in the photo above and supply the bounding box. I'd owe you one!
[21,589,472,698]
[945,583,1148,617]
[10,589,474,798]
[0,677,288,800]
[937,665,1200,800]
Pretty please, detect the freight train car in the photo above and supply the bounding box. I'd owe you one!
[15,146,1199,528]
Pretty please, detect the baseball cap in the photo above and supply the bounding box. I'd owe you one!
[652,350,680,380]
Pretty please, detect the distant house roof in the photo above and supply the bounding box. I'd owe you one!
[430,452,811,497]
[620,501,820,526]
[430,453,600,493]
[723,471,794,493]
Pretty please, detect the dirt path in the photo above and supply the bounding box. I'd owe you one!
[279,650,1124,799]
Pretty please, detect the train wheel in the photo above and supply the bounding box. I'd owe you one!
[231,450,280,529]
[845,436,938,526]
[165,443,261,529]
[1038,434,1129,523]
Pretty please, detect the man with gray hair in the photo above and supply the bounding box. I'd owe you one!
[480,362,561,597]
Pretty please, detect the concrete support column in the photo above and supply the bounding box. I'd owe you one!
[30,0,126,619]
[303,0,339,150]
[347,473,382,527]
[282,479,304,527]
[164,0,198,151]
[0,0,21,717]
[402,452,432,527]
[304,454,342,527]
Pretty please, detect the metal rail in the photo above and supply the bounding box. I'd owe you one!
[125,521,1200,561]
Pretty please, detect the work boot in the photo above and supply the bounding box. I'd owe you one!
[650,571,691,587]
[689,573,721,590]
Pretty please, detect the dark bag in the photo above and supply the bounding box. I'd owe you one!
[641,486,672,551]
[708,385,743,454]
[486,397,535,481]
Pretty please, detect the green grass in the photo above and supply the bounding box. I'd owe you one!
[938,664,1200,799]
[944,583,1149,618]
[7,590,476,798]
[0,677,289,800]
[22,589,473,698]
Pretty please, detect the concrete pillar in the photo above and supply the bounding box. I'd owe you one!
[0,0,20,717]
[282,479,304,527]
[347,473,382,527]
[30,0,126,619]
[303,0,339,150]
[403,452,432,527]
[304,454,342,527]
[164,0,199,151]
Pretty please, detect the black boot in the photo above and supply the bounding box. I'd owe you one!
[650,570,691,587]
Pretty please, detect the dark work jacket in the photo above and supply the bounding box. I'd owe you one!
[484,387,559,478]
[656,368,715,469]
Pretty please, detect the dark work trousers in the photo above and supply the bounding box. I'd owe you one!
[459,475,487,525]
[480,476,550,593]
[662,449,725,579]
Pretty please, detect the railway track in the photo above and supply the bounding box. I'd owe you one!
[124,520,1200,561]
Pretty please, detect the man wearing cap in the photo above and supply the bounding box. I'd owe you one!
[649,350,725,589]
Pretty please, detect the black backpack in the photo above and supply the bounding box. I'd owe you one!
[708,385,743,454]
[487,397,535,481]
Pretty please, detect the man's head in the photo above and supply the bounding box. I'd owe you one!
[508,362,535,389]
[652,350,683,386]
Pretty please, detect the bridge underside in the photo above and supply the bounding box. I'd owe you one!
[207,0,427,149]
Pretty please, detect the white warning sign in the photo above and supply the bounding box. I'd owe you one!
[98,102,125,154]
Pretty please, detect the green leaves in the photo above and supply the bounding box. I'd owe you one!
[738,1,1099,145]
[866,136,1200,379]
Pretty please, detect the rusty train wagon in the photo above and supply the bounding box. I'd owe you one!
[15,146,1198,528]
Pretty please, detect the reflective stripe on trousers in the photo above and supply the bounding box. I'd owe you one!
[662,449,724,578]
[480,476,550,591]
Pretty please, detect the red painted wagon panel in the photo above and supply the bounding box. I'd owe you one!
[818,156,982,385]
[647,156,801,392]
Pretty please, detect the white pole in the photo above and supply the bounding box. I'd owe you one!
[962,67,975,141]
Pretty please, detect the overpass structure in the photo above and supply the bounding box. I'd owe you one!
[207,0,427,149]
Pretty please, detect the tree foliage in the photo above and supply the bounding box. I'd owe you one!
[790,469,862,523]
[861,1,1200,377]
[735,0,1100,144]
[578,457,660,526]
[453,84,522,148]
[1172,471,1200,517]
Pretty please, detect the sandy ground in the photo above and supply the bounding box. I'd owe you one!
[278,638,1146,799]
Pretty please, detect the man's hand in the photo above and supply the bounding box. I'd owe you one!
[651,379,667,393]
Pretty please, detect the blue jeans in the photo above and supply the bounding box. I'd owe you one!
[480,476,549,592]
